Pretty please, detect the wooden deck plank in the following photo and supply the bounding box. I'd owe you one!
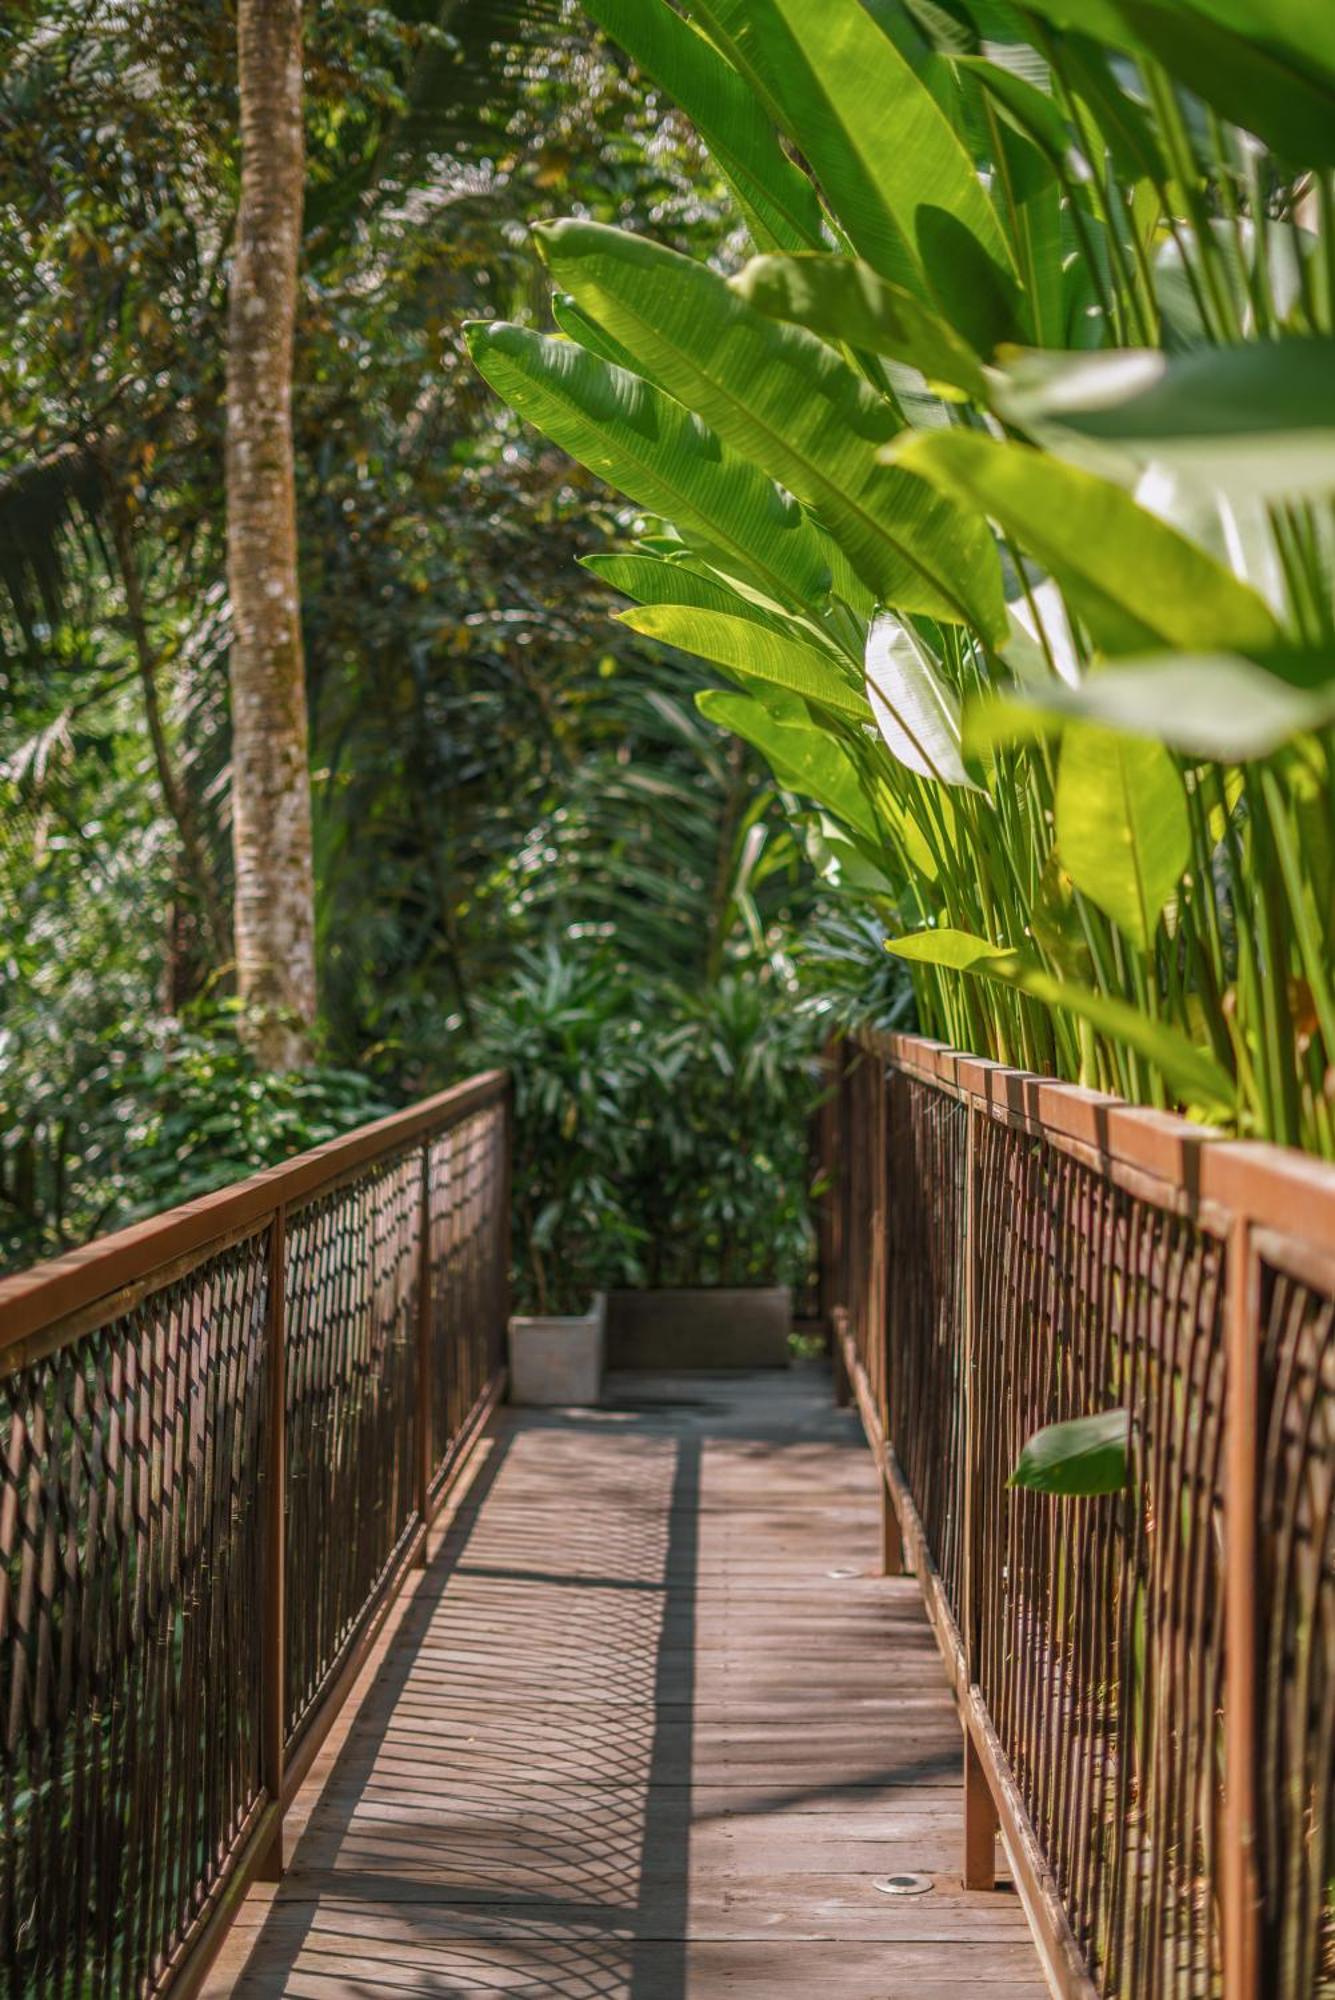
[209,1366,1048,2000]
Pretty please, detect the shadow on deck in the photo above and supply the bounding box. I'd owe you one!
[208,1366,1046,1999]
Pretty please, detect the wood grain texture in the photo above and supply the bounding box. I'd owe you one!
[207,1367,1047,1998]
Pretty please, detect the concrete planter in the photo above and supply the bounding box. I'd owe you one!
[607,1286,792,1370]
[507,1293,605,1406]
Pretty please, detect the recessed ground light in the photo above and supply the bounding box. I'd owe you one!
[873,1874,933,1896]
[826,1566,860,1578]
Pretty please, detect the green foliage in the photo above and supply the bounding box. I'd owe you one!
[471,949,821,1313]
[1053,725,1189,952]
[469,0,1335,1157]
[626,976,821,1291]
[2,0,832,1278]
[1009,1409,1131,1497]
[116,1014,392,1218]
[796,908,918,1038]
[470,949,647,1317]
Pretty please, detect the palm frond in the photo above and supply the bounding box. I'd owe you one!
[0,442,107,652]
[306,0,578,235]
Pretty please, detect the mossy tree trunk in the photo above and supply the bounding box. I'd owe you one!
[225,0,316,1069]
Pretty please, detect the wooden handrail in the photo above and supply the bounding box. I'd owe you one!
[862,1028,1335,1250]
[0,1068,507,1357]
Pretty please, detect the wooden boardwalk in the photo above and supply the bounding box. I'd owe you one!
[209,1367,1046,1999]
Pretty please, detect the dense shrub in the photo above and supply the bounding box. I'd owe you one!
[472,947,821,1314]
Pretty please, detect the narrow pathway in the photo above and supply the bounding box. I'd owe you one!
[210,1368,1045,1998]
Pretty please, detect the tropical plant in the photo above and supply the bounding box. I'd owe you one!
[470,946,647,1314]
[470,949,820,1313]
[469,0,1335,1158]
[116,1009,392,1215]
[626,975,821,1290]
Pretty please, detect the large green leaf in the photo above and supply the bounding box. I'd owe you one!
[551,292,661,385]
[617,604,870,718]
[1179,0,1335,78]
[984,115,1067,351]
[1055,723,1189,949]
[864,611,980,789]
[1059,36,1169,186]
[966,654,1335,761]
[887,927,1015,974]
[584,548,858,672]
[466,321,831,612]
[914,206,1030,358]
[1122,0,1335,163]
[802,814,900,895]
[688,0,1015,293]
[892,429,1283,656]
[583,551,796,633]
[537,221,1008,639]
[1022,0,1335,163]
[887,928,1237,1110]
[579,0,825,252]
[955,55,1074,167]
[993,340,1335,499]
[1010,1411,1131,1495]
[696,687,880,839]
[732,253,988,399]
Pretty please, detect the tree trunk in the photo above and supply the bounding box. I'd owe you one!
[225,0,317,1070]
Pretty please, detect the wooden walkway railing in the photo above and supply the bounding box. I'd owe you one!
[6,1033,1332,2000]
[0,1070,511,2000]
[817,1031,1334,2000]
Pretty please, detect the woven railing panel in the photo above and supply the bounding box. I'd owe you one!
[1257,1256,1334,1997]
[883,1068,968,1619]
[972,1114,1227,1997]
[283,1151,419,1744]
[0,1234,270,1997]
[427,1105,505,1481]
[841,1055,874,1385]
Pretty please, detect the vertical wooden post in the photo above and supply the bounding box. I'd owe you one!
[414,1142,433,1563]
[828,1041,846,1356]
[826,1042,849,1403]
[259,1205,287,1879]
[872,1060,902,1577]
[871,1057,887,1405]
[879,1480,904,1578]
[1223,1214,1260,2000]
[837,1049,854,1358]
[815,1039,837,1351]
[963,1724,999,1890]
[961,1103,980,1675]
[499,1078,514,1380]
[831,1306,851,1408]
[961,1103,996,1888]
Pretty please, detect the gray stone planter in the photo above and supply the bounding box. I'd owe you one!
[507,1292,605,1406]
[606,1286,792,1370]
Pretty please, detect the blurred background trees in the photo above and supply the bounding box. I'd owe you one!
[0,0,847,1277]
